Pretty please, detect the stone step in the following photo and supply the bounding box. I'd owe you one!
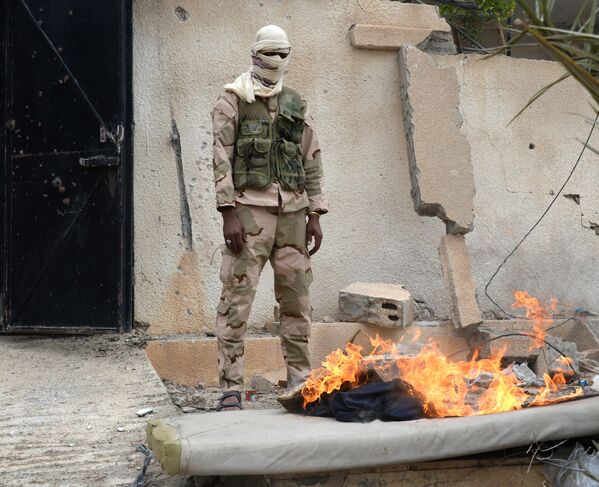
[145,321,469,387]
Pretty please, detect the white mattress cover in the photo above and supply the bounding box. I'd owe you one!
[167,396,599,475]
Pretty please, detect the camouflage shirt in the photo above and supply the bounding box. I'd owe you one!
[212,90,329,214]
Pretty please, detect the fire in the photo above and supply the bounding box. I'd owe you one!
[301,291,584,417]
[511,291,556,349]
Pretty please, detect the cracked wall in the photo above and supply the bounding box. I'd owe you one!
[132,1,452,334]
[133,0,599,335]
[457,54,599,316]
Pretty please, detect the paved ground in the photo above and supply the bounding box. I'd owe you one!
[0,334,188,487]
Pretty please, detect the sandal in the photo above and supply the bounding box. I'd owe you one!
[217,390,243,412]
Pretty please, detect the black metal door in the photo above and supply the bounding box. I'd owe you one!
[0,0,132,332]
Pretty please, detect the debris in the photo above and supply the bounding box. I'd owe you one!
[277,384,304,413]
[580,358,599,375]
[554,319,599,354]
[439,235,482,329]
[117,426,125,432]
[163,379,206,408]
[535,336,580,377]
[591,375,599,393]
[578,348,599,362]
[338,282,415,327]
[126,335,147,348]
[181,406,197,414]
[135,407,155,417]
[251,375,276,393]
[506,362,545,389]
[543,443,599,487]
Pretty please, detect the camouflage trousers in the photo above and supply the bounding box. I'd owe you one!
[215,203,313,391]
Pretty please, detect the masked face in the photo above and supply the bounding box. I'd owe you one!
[250,26,291,87]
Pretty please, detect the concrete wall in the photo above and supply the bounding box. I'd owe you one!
[133,0,599,335]
[132,0,450,334]
[458,54,599,316]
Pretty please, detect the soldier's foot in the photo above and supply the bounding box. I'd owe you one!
[217,390,243,411]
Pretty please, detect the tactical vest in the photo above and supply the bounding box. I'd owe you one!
[233,86,306,192]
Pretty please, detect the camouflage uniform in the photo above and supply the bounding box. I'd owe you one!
[212,90,329,390]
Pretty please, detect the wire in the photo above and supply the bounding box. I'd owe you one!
[484,110,599,316]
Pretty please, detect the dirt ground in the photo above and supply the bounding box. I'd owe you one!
[162,379,285,413]
[0,334,180,487]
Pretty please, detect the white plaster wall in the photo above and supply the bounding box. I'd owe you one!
[457,55,599,317]
[132,0,450,334]
[133,0,599,335]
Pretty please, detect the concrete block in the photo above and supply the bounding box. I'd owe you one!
[338,282,415,327]
[564,319,599,352]
[349,24,455,54]
[472,322,539,363]
[145,336,286,388]
[399,46,475,234]
[439,235,482,328]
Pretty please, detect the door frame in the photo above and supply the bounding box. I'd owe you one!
[0,0,134,334]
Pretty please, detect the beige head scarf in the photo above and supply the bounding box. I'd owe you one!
[225,25,291,103]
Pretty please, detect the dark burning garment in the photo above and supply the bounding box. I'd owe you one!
[304,379,424,422]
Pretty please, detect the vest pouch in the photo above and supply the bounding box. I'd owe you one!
[278,111,304,145]
[276,140,306,192]
[234,137,272,190]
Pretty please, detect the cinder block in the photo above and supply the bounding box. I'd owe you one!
[472,322,539,363]
[349,24,455,54]
[399,46,475,234]
[439,235,482,329]
[339,282,415,327]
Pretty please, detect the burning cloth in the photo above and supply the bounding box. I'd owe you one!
[304,372,424,423]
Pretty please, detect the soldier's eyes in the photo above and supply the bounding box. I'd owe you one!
[263,51,289,59]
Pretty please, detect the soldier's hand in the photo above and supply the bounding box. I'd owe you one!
[306,214,323,256]
[222,207,246,256]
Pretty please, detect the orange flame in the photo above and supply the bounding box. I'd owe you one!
[301,292,583,417]
[511,291,556,349]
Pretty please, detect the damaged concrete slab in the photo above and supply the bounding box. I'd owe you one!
[398,46,475,234]
[439,235,482,328]
[349,24,456,54]
[338,282,415,327]
[0,335,179,487]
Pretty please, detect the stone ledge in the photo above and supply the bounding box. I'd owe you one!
[145,321,469,387]
[349,24,455,54]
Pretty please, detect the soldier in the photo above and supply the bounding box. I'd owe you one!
[212,25,329,411]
